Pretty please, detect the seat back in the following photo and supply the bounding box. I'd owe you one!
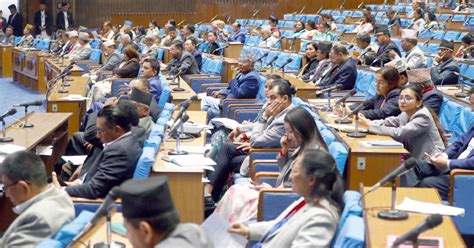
[329,142,349,175]
[256,75,268,103]
[133,146,157,179]
[207,58,223,76]
[89,49,101,63]
[443,31,460,41]
[90,39,102,49]
[452,174,474,235]
[111,78,133,96]
[259,192,301,221]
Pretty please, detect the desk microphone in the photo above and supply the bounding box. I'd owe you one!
[169,114,189,137]
[334,89,357,105]
[368,158,417,193]
[212,45,229,55]
[392,214,443,247]
[13,100,43,107]
[315,84,343,96]
[277,58,293,70]
[173,95,198,122]
[255,52,270,63]
[265,55,280,67]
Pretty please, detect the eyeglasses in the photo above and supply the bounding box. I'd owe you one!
[398,96,415,102]
[3,181,19,191]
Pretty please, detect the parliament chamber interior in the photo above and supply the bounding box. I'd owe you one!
[0,0,473,247]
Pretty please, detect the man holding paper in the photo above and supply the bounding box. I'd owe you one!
[404,124,474,200]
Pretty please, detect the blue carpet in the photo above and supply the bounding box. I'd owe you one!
[0,77,46,126]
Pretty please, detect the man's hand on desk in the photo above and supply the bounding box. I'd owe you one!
[234,142,251,152]
[430,152,449,170]
[357,113,370,129]
[211,91,221,98]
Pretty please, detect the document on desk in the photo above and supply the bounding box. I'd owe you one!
[62,155,88,165]
[201,212,247,248]
[162,154,216,171]
[36,145,53,156]
[0,144,26,155]
[396,197,465,216]
[326,124,368,133]
[359,140,403,148]
[210,118,241,130]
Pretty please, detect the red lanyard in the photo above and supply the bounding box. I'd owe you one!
[284,200,306,218]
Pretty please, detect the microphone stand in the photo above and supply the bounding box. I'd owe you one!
[346,114,367,138]
[0,118,13,143]
[455,75,469,98]
[93,211,124,248]
[19,106,34,128]
[172,75,185,92]
[58,72,71,93]
[377,179,408,220]
[169,124,189,155]
[319,89,334,112]
[335,101,352,124]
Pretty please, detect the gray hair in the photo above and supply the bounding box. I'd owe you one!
[0,151,48,186]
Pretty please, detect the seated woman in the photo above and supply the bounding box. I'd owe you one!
[411,9,426,32]
[300,20,318,40]
[334,67,401,120]
[313,23,333,42]
[424,11,439,30]
[353,13,374,34]
[87,45,140,109]
[358,84,446,161]
[98,21,115,41]
[17,24,34,48]
[215,107,328,223]
[229,148,343,247]
[290,21,306,39]
[298,42,319,81]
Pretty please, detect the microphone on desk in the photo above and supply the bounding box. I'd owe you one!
[0,108,17,121]
[0,108,17,143]
[265,55,280,67]
[299,5,306,14]
[211,45,229,55]
[60,61,76,74]
[277,58,293,70]
[454,71,474,82]
[169,113,189,138]
[13,100,43,108]
[368,158,417,193]
[334,89,357,105]
[344,99,370,119]
[315,84,343,96]
[173,95,198,123]
[392,214,443,247]
[369,49,393,67]
[255,52,270,63]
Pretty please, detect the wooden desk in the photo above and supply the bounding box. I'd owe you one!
[262,70,317,99]
[363,187,465,248]
[47,76,89,137]
[12,48,40,91]
[152,111,207,224]
[0,112,71,231]
[71,213,130,248]
[171,78,201,111]
[0,45,13,77]
[205,54,239,84]
[318,111,409,190]
[439,85,471,108]
[45,57,84,78]
[224,42,244,60]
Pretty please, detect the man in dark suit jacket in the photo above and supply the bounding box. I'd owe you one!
[318,44,357,90]
[56,3,74,30]
[430,39,460,85]
[6,4,23,36]
[59,102,143,199]
[184,37,203,70]
[34,2,51,37]
[373,24,401,67]
[228,22,246,43]
[404,124,474,200]
[166,40,200,75]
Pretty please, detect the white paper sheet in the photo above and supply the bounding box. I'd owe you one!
[62,155,88,165]
[396,197,465,216]
[0,144,26,155]
[36,145,53,156]
[201,212,247,248]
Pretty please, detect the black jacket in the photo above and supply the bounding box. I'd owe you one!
[56,11,74,30]
[7,13,23,36]
[423,88,444,115]
[65,133,142,199]
[319,58,358,90]
[300,58,319,81]
[374,40,402,67]
[350,88,401,120]
[34,10,52,36]
[430,58,460,85]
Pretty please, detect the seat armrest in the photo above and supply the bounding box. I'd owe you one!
[449,169,474,205]
[250,159,278,181]
[255,172,280,181]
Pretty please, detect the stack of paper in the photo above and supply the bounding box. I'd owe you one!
[162,154,216,171]
[396,197,465,216]
[0,144,26,155]
[201,213,247,247]
[327,124,368,133]
[360,140,403,149]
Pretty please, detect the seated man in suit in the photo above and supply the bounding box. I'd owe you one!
[387,59,444,115]
[165,40,200,76]
[1,25,15,45]
[353,32,377,66]
[0,151,74,247]
[310,41,332,84]
[258,27,279,49]
[119,177,211,248]
[318,44,357,90]
[205,79,295,201]
[373,24,401,67]
[160,25,181,47]
[65,32,92,61]
[141,35,159,59]
[430,39,460,85]
[228,22,246,44]
[184,36,202,70]
[201,55,260,119]
[141,58,163,104]
[388,29,427,70]
[53,101,143,199]
[403,123,474,200]
[90,40,123,78]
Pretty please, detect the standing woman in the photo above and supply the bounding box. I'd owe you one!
[358,84,446,161]
[335,67,401,120]
[298,42,320,81]
[215,107,329,223]
[229,149,343,247]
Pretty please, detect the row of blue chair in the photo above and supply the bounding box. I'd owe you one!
[240,45,303,72]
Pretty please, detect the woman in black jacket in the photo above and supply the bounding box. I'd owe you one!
[113,45,140,78]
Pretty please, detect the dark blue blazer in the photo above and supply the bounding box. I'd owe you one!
[192,49,203,70]
[228,30,246,43]
[222,69,260,99]
[430,58,460,85]
[445,124,474,170]
[319,58,357,90]
[423,88,444,115]
[350,88,401,120]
